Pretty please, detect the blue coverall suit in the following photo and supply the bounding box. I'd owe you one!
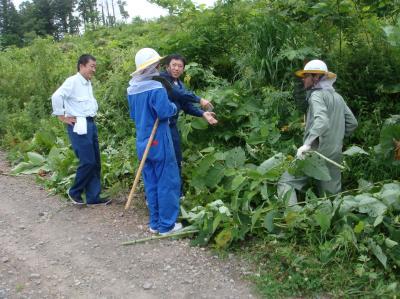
[127,80,181,233]
[159,72,204,180]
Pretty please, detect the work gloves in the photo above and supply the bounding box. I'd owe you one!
[296,144,311,160]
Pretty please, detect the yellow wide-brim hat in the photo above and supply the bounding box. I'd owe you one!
[295,69,337,79]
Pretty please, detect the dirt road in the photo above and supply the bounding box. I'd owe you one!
[0,152,257,299]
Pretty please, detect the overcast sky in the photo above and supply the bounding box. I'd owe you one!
[11,0,216,20]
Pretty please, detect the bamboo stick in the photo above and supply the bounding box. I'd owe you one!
[125,118,159,210]
[310,150,346,170]
[121,230,199,246]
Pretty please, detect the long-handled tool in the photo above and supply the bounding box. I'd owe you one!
[311,150,346,170]
[125,118,159,210]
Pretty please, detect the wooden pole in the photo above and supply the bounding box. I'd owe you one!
[125,118,159,210]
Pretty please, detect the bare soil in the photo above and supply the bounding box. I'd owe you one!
[0,152,258,299]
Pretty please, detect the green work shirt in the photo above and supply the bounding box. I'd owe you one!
[304,89,358,159]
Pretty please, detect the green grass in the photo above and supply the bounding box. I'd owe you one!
[15,283,24,292]
[235,238,399,298]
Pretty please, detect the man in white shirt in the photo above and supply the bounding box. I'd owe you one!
[52,54,110,205]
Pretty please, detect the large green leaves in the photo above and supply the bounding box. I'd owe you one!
[246,123,281,145]
[383,18,400,47]
[377,115,400,163]
[292,153,331,181]
[376,183,400,210]
[196,154,216,175]
[31,130,57,152]
[231,174,246,190]
[356,194,388,217]
[263,210,278,233]
[27,152,46,165]
[338,195,359,216]
[338,193,389,218]
[225,147,246,168]
[257,152,285,180]
[343,145,369,156]
[11,152,50,175]
[314,212,332,232]
[369,239,388,269]
[191,117,209,130]
[203,163,225,188]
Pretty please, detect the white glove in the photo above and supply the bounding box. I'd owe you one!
[73,117,87,135]
[296,144,311,160]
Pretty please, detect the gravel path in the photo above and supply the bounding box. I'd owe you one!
[0,152,257,299]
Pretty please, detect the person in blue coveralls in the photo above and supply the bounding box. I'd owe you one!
[160,54,218,195]
[51,54,111,206]
[127,48,182,235]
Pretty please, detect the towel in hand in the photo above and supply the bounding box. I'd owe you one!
[73,116,87,135]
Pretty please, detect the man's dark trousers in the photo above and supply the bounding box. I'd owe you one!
[169,123,183,195]
[67,118,101,203]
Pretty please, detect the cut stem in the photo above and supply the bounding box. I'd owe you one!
[310,151,346,170]
[121,230,199,246]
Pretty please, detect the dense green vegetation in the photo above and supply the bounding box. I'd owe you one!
[1,0,400,297]
[0,0,129,48]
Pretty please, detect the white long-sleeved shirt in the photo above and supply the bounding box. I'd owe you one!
[51,72,98,117]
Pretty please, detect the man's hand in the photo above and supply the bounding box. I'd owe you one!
[203,111,218,125]
[200,98,214,111]
[58,115,76,125]
[296,144,311,160]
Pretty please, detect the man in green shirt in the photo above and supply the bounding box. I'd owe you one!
[278,60,358,209]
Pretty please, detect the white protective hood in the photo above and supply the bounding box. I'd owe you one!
[127,64,162,95]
